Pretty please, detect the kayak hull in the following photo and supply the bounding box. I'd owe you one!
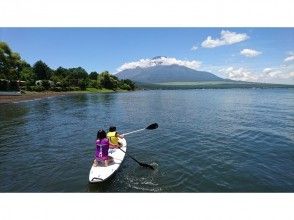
[89,138,127,183]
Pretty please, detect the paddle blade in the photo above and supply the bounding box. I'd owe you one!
[146,123,158,130]
[139,162,155,170]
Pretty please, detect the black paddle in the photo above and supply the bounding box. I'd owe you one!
[119,123,158,170]
[122,123,158,136]
[119,148,155,170]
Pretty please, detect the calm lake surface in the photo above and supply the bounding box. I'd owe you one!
[0,89,293,192]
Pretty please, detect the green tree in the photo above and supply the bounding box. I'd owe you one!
[21,60,31,68]
[79,78,89,90]
[67,67,89,89]
[0,42,12,79]
[41,80,51,90]
[119,83,131,91]
[51,67,68,83]
[33,60,52,80]
[120,79,136,90]
[89,71,98,80]
[0,41,22,80]
[98,71,119,90]
[20,67,36,86]
[89,80,101,89]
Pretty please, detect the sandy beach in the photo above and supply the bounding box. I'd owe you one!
[0,91,76,104]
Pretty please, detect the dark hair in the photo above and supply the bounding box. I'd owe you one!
[109,126,116,132]
[97,129,106,140]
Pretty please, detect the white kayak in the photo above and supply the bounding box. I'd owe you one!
[89,138,127,183]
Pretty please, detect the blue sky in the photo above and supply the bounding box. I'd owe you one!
[1,28,294,84]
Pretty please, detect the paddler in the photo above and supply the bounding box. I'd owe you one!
[107,126,124,148]
[93,129,114,167]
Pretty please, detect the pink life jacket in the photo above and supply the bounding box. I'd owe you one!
[95,138,109,160]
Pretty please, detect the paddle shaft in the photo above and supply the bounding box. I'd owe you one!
[118,123,158,169]
[123,128,145,136]
[122,123,158,136]
[119,148,154,169]
[119,148,141,164]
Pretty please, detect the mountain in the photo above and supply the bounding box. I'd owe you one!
[114,57,294,89]
[116,64,225,83]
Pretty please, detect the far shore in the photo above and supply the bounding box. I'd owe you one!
[0,91,77,104]
[0,88,126,104]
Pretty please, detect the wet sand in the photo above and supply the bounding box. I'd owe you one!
[0,91,76,104]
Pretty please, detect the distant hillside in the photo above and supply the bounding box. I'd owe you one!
[115,64,225,83]
[135,81,294,90]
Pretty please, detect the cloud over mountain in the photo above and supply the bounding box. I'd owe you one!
[201,30,249,48]
[219,66,294,84]
[262,68,282,77]
[116,56,202,72]
[262,68,294,80]
[219,67,257,82]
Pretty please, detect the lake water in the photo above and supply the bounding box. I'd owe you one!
[0,89,293,192]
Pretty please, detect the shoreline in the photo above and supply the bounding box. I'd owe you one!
[0,89,130,104]
[0,91,78,104]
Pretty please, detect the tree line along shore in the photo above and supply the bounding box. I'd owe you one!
[0,41,136,94]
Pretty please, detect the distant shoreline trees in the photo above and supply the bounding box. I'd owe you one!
[0,41,136,92]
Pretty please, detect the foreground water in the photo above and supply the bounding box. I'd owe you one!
[0,89,293,192]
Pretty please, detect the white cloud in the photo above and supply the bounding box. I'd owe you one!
[240,49,262,57]
[201,30,249,48]
[219,66,294,84]
[116,56,202,72]
[262,68,282,77]
[262,67,294,80]
[191,45,198,51]
[219,67,257,82]
[263,68,272,74]
[284,55,294,62]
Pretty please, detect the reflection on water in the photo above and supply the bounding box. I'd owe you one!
[0,104,29,119]
[0,104,30,154]
[0,89,294,192]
